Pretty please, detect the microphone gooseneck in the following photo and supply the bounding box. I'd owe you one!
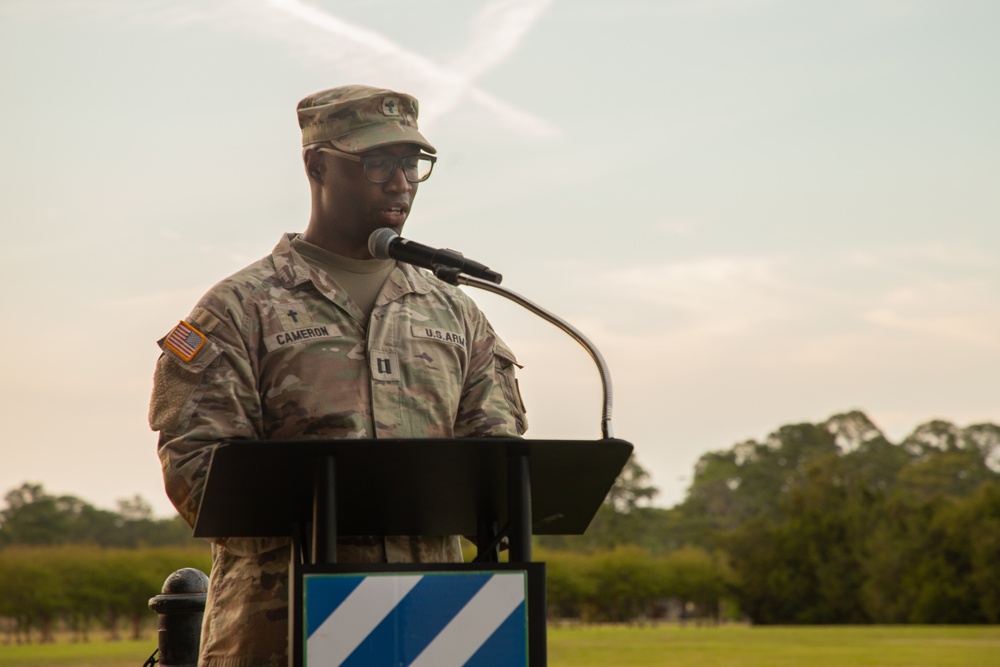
[367,227,615,439]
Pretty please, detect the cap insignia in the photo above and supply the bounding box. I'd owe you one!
[381,96,401,116]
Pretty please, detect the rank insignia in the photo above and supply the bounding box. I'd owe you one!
[164,320,207,362]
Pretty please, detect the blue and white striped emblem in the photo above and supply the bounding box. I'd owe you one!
[304,571,528,666]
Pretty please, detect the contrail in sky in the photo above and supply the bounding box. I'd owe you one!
[266,0,466,87]
[454,0,556,79]
[0,0,559,137]
[265,0,559,137]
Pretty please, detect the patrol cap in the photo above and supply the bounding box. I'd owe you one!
[296,85,436,154]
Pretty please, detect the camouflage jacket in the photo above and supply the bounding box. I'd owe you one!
[149,233,527,666]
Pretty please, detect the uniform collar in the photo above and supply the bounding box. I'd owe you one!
[271,232,436,304]
[380,257,435,302]
[271,233,312,288]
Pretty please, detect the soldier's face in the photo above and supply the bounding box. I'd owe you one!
[320,143,421,254]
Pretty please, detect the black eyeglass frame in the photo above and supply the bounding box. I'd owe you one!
[316,145,437,184]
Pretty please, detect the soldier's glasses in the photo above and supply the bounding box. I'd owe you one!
[317,146,436,184]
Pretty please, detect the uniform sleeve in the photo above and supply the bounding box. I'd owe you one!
[148,306,263,530]
[453,312,528,438]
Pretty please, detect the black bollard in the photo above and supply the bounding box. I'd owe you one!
[148,568,209,667]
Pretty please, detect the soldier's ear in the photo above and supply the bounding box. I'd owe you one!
[303,147,324,183]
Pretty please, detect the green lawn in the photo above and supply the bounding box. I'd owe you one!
[0,625,997,666]
[0,638,156,667]
[548,624,1000,667]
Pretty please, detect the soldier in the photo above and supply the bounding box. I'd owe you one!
[148,85,528,666]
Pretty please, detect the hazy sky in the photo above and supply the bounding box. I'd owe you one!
[1,0,997,517]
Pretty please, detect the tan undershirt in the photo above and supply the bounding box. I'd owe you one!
[291,235,396,320]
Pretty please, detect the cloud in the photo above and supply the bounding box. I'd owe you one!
[590,255,793,319]
[847,242,997,271]
[861,273,1000,349]
[554,242,1000,355]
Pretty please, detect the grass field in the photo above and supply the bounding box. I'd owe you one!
[548,624,1000,667]
[0,624,997,666]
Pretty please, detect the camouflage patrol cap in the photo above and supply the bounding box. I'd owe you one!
[297,85,436,154]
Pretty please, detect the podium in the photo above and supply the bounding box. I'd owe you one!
[194,437,633,666]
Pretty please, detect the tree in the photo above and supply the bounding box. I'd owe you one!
[604,455,659,512]
[536,547,594,620]
[116,495,154,522]
[0,484,77,547]
[583,546,667,622]
[660,546,734,621]
[0,546,212,643]
[897,448,995,501]
[0,482,201,548]
[723,454,875,624]
[678,414,859,541]
[966,482,1000,622]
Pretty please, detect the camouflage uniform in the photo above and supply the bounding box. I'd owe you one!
[149,233,527,666]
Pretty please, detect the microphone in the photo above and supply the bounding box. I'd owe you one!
[368,228,502,284]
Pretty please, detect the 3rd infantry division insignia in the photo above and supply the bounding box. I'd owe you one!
[164,320,207,362]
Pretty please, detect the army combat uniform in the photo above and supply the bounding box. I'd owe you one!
[149,232,527,665]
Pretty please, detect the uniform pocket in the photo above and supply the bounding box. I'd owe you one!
[493,337,528,434]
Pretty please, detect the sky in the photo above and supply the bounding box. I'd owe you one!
[1,0,998,518]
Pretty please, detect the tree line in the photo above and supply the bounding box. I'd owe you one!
[538,410,1000,624]
[1,410,997,635]
[0,483,199,549]
[0,546,211,644]
[0,484,208,644]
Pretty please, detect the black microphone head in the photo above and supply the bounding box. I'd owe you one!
[368,227,398,260]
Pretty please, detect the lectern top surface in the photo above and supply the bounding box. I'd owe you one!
[194,437,633,539]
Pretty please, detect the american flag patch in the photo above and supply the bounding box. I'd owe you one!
[164,320,206,362]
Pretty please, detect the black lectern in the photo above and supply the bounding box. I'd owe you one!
[194,437,632,666]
